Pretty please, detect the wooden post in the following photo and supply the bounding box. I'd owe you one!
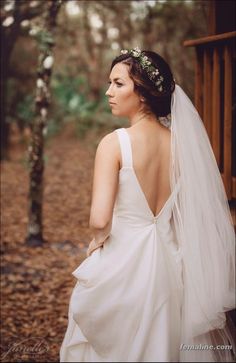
[195,47,203,117]
[212,47,221,167]
[223,44,232,199]
[203,48,213,141]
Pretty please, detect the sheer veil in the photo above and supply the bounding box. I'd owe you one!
[170,84,235,362]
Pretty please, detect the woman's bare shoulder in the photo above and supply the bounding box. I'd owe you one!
[98,130,119,148]
[96,130,120,164]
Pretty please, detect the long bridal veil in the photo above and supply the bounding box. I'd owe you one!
[170,85,235,362]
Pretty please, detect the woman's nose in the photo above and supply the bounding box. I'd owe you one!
[105,84,113,97]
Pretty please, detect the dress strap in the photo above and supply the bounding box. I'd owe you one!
[115,128,133,168]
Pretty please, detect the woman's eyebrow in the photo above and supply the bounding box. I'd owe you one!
[109,77,125,82]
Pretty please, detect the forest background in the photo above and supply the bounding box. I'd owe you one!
[1,0,209,362]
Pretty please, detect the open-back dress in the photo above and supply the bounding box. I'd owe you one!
[60,127,184,362]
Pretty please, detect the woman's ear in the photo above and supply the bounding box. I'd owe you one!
[140,97,145,102]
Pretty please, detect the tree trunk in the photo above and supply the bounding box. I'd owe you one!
[0,0,48,159]
[0,55,9,160]
[26,0,62,247]
[0,1,21,160]
[26,116,45,246]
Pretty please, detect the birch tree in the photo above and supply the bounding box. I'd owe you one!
[26,0,62,246]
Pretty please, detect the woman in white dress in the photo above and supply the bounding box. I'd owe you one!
[60,48,235,362]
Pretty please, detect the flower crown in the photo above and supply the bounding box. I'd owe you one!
[120,47,164,92]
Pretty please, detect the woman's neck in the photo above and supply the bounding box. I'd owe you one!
[129,112,157,127]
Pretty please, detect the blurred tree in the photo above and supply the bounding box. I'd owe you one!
[26,0,62,247]
[0,0,50,160]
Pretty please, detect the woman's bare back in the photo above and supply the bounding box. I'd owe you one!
[123,122,171,217]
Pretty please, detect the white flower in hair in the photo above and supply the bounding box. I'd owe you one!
[120,47,166,93]
[131,47,142,57]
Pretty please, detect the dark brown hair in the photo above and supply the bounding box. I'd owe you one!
[111,50,175,118]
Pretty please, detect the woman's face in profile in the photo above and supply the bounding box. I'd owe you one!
[106,62,142,118]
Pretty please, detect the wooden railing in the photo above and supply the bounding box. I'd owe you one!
[183,31,236,202]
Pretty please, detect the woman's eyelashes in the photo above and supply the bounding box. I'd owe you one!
[108,81,123,87]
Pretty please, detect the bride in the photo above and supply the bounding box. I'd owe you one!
[60,47,235,362]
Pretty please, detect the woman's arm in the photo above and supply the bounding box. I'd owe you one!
[87,131,120,256]
[86,220,112,257]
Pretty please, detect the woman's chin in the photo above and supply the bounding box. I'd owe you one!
[111,109,120,116]
[110,108,128,118]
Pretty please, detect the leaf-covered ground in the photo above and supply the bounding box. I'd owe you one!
[2,124,235,363]
[1,124,100,362]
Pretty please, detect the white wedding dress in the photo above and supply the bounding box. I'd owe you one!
[60,127,184,362]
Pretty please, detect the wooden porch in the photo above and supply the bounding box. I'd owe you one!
[183,1,235,226]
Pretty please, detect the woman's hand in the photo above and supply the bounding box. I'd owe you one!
[86,238,103,257]
[86,234,111,257]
